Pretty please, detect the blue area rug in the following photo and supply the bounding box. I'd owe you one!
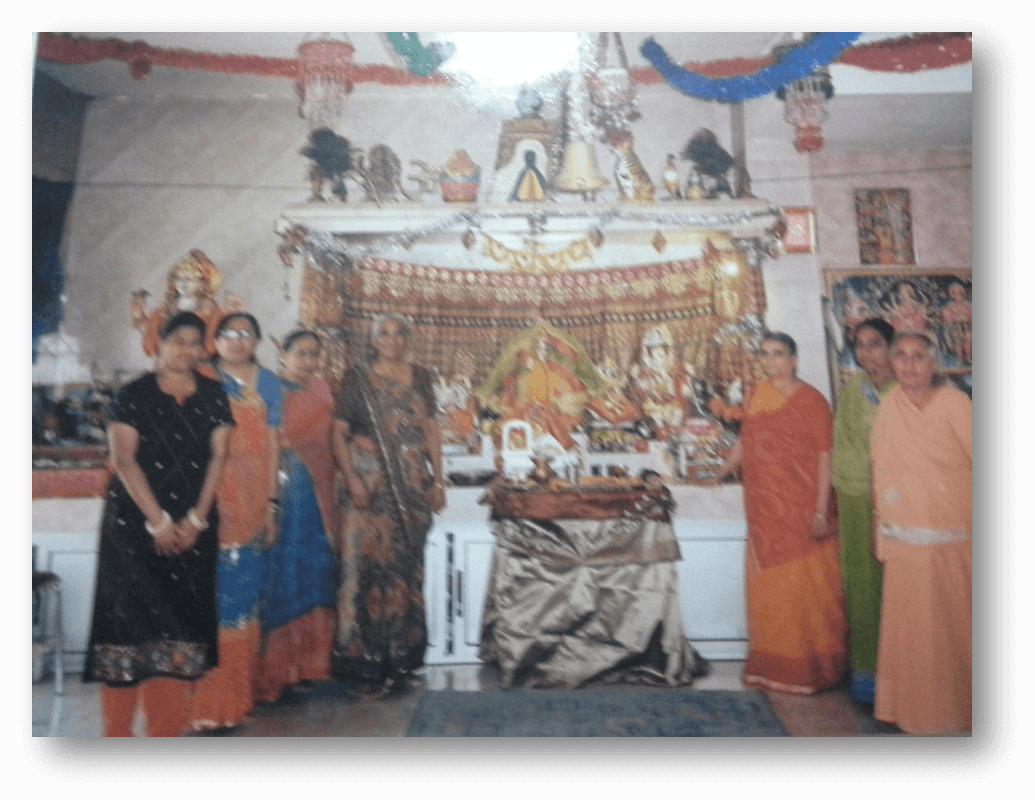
[406,688,786,737]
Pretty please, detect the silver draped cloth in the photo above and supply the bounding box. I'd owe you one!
[478,481,707,688]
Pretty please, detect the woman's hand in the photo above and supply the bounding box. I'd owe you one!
[810,508,828,539]
[703,465,729,488]
[347,474,371,511]
[152,523,183,557]
[427,483,446,513]
[173,518,203,553]
[258,504,279,549]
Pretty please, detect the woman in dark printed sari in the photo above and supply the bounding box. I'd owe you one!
[333,314,446,694]
[83,312,233,736]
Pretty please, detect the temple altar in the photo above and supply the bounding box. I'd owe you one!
[276,198,782,481]
[274,198,776,663]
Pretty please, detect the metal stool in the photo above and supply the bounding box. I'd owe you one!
[32,570,65,696]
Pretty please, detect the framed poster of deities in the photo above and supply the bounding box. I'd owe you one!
[822,268,971,401]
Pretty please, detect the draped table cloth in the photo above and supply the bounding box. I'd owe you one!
[478,479,705,688]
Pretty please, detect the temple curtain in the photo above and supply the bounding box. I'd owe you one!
[33,176,75,359]
[296,251,767,400]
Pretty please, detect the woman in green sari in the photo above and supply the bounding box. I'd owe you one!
[831,317,895,703]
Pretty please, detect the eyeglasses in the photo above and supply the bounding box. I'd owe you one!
[218,329,258,341]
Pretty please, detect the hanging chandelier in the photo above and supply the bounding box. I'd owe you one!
[297,33,355,131]
[773,38,835,153]
[587,32,641,135]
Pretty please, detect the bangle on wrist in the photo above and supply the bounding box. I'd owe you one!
[145,510,173,537]
[187,508,209,530]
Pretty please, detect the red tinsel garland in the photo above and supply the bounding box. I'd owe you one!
[839,32,972,72]
[36,31,971,85]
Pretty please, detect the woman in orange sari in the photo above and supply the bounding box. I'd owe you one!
[870,332,971,734]
[712,332,847,693]
[190,313,283,732]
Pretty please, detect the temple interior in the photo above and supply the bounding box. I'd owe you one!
[31,31,974,744]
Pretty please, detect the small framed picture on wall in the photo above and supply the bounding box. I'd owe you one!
[780,207,816,254]
[854,188,916,264]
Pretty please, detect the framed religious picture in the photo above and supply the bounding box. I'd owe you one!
[781,207,816,253]
[855,188,916,265]
[822,268,972,401]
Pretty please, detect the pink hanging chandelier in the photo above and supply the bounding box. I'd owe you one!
[297,33,355,131]
[773,40,834,153]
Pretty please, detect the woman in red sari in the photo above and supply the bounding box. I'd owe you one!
[712,332,848,694]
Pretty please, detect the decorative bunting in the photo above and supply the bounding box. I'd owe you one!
[36,33,971,88]
[640,33,861,103]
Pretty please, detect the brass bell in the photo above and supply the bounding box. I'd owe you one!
[554,140,609,201]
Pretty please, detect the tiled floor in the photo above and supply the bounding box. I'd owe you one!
[32,661,903,737]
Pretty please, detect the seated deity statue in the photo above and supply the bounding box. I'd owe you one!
[476,321,635,450]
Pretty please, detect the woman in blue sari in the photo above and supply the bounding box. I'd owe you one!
[255,330,342,702]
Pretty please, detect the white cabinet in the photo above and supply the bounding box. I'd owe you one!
[422,489,495,664]
[32,499,104,674]
[34,486,749,672]
[674,520,748,660]
[423,485,749,665]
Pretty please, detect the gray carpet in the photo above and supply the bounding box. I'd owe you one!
[406,688,787,737]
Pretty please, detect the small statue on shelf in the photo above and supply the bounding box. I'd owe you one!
[508,150,548,202]
[681,128,734,199]
[300,127,353,202]
[604,129,654,203]
[662,154,681,200]
[343,143,410,205]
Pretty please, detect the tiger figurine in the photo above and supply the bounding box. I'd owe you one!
[605,130,655,203]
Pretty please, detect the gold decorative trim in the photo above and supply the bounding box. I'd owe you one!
[481,233,597,274]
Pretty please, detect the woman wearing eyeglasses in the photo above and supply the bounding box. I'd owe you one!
[190,312,284,732]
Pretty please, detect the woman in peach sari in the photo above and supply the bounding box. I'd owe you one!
[870,332,971,734]
[713,332,847,694]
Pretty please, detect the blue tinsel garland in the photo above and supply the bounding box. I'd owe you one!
[640,33,861,103]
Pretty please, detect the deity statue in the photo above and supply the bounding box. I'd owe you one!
[130,250,237,357]
[476,321,635,450]
[435,356,480,449]
[627,324,692,437]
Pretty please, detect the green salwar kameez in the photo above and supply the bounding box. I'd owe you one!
[832,371,892,703]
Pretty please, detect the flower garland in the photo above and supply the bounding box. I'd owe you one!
[640,33,861,103]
